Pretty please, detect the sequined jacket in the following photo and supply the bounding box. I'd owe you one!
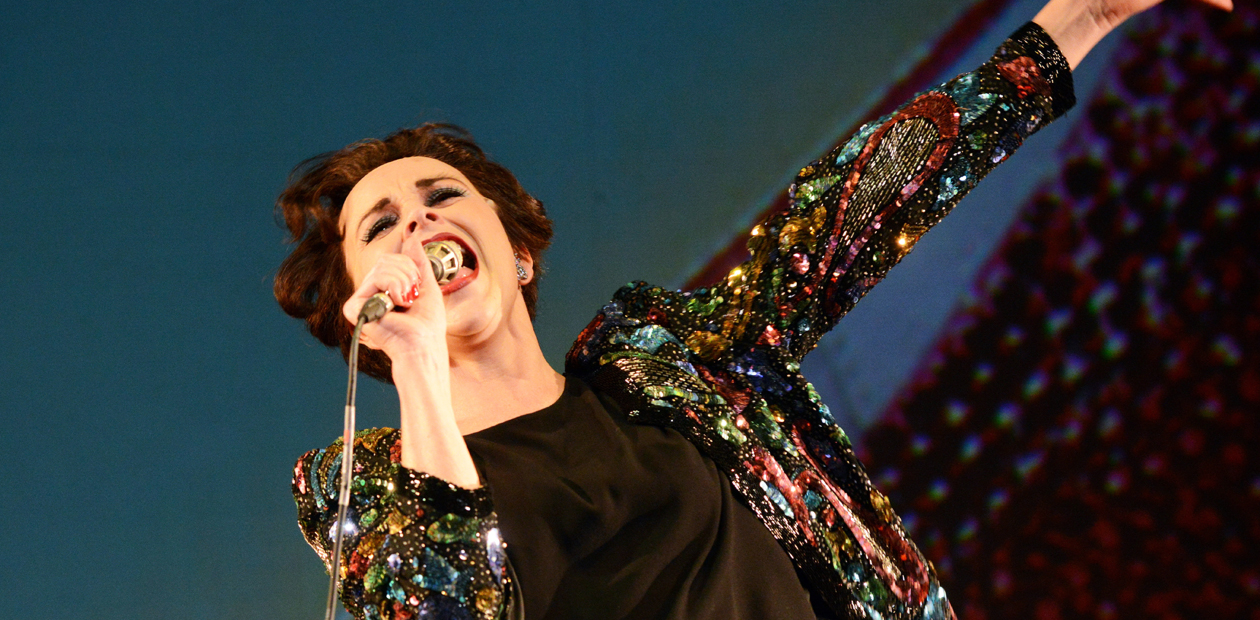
[293,23,1075,620]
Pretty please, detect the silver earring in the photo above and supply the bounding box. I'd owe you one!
[514,254,528,281]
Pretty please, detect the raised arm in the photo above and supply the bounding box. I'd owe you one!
[658,0,1231,363]
[654,22,1075,362]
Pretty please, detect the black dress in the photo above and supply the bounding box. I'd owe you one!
[465,375,818,619]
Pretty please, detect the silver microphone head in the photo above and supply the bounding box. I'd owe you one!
[425,239,463,284]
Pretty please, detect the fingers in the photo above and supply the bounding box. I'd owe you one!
[1198,0,1232,11]
[342,253,426,326]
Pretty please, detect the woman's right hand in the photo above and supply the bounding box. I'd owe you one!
[342,249,448,365]
[341,249,481,489]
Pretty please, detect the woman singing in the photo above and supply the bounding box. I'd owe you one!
[276,0,1231,617]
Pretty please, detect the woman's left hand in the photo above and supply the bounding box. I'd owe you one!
[1091,0,1232,29]
[1034,0,1233,69]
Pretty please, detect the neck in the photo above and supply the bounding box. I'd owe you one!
[445,306,565,435]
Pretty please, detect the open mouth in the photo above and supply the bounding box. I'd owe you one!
[424,233,479,294]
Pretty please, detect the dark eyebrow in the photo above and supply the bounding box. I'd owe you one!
[351,176,462,236]
[353,197,394,238]
[415,175,459,190]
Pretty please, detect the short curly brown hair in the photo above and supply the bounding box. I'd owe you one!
[274,123,553,383]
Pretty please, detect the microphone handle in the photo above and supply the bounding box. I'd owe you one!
[357,248,461,325]
[358,293,394,323]
[358,243,461,323]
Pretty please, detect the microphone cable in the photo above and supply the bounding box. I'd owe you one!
[324,295,387,620]
[322,240,459,620]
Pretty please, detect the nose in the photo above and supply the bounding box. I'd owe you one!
[402,205,441,239]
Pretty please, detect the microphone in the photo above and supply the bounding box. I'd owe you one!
[357,240,464,323]
[425,239,463,284]
[333,240,464,620]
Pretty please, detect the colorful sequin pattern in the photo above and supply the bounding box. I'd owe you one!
[565,24,1073,620]
[293,428,516,619]
[861,4,1260,618]
[294,24,1074,620]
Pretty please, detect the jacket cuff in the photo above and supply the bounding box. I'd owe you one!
[1003,22,1077,119]
[393,465,494,519]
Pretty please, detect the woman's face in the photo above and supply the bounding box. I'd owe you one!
[339,156,530,341]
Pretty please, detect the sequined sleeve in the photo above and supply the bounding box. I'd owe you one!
[292,428,516,620]
[682,23,1075,360]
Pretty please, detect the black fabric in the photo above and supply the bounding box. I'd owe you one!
[466,376,816,620]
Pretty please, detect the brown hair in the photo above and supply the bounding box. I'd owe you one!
[274,123,553,383]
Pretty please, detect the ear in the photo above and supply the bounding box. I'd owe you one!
[514,248,535,286]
